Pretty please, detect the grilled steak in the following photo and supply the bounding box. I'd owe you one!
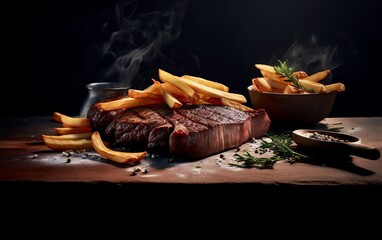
[87,103,123,142]
[87,104,271,159]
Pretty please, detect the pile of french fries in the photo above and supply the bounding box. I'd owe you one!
[252,64,345,94]
[97,68,254,112]
[42,69,252,164]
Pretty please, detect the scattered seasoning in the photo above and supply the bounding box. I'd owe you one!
[129,167,149,175]
[29,154,38,159]
[254,147,268,155]
[75,149,86,154]
[304,132,349,143]
[66,158,71,163]
[62,151,72,157]
[168,157,175,163]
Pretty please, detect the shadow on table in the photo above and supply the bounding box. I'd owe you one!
[298,149,375,176]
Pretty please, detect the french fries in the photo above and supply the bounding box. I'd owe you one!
[180,76,247,103]
[91,131,147,164]
[255,64,286,81]
[43,136,93,151]
[324,82,345,92]
[293,71,308,79]
[43,133,92,140]
[153,79,183,109]
[128,89,162,100]
[97,97,162,111]
[283,85,302,94]
[52,112,90,128]
[158,69,198,102]
[181,75,229,92]
[99,68,248,112]
[263,78,289,93]
[43,112,93,150]
[255,64,309,82]
[55,127,92,135]
[252,77,273,92]
[299,79,327,93]
[253,63,345,95]
[52,112,92,135]
[252,77,287,93]
[161,82,192,103]
[302,70,330,82]
[113,68,249,112]
[96,69,250,112]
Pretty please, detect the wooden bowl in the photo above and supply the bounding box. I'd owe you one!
[247,86,337,126]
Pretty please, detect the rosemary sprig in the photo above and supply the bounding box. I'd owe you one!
[273,60,314,93]
[230,151,282,169]
[231,132,308,169]
[260,133,307,162]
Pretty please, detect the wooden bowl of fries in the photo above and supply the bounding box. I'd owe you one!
[247,85,337,126]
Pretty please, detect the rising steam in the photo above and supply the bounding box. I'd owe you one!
[96,0,192,89]
[272,35,343,83]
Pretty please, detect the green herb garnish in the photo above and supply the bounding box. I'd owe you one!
[260,133,307,162]
[273,60,314,93]
[230,151,282,169]
[231,133,308,169]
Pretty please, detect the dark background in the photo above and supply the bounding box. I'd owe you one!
[2,0,381,117]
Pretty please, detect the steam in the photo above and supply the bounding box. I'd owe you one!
[272,35,343,83]
[97,0,190,89]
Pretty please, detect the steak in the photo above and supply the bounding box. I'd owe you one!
[87,104,271,159]
[87,103,123,142]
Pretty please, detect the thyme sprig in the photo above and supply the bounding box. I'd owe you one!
[273,60,314,93]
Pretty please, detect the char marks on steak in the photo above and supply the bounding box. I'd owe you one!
[87,104,271,159]
[87,103,123,142]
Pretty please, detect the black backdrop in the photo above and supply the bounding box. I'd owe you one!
[2,0,382,117]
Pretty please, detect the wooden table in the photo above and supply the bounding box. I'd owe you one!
[1,116,382,203]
